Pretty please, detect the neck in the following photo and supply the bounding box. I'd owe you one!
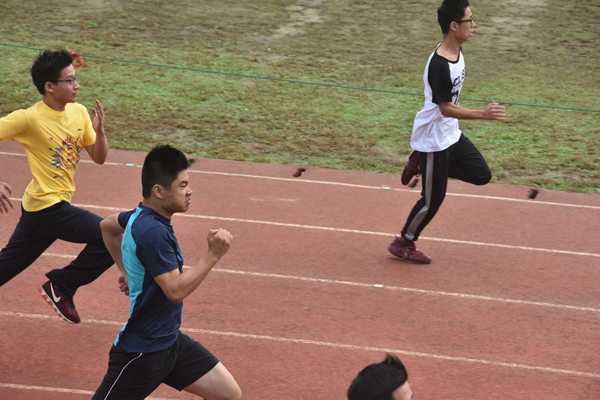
[437,34,463,60]
[42,96,67,112]
[141,198,174,219]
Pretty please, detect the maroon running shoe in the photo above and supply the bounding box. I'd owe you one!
[388,236,432,264]
[401,150,422,186]
[39,280,81,324]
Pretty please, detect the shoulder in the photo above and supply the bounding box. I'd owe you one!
[66,102,88,115]
[129,211,172,243]
[2,107,29,120]
[430,52,450,68]
[15,102,44,117]
[67,102,87,110]
[65,103,91,123]
[0,107,31,139]
[118,208,139,229]
[427,52,452,83]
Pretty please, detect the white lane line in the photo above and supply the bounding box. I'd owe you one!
[6,198,599,258]
[211,268,600,314]
[187,169,600,210]
[1,311,598,379]
[0,382,177,399]
[2,150,599,210]
[40,252,600,313]
[0,383,91,395]
[0,152,128,168]
[181,327,600,379]
[173,212,600,258]
[180,210,600,258]
[0,199,585,258]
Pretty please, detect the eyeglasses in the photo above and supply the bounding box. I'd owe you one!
[55,74,78,85]
[456,18,475,26]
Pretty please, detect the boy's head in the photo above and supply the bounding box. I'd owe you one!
[438,0,471,34]
[142,145,189,199]
[348,354,412,400]
[30,49,74,95]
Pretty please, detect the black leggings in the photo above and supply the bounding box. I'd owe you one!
[402,134,491,241]
[0,201,114,295]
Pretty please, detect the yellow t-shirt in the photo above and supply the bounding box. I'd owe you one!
[0,101,96,211]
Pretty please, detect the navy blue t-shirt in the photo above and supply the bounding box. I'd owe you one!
[113,204,184,353]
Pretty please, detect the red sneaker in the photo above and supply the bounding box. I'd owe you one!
[39,281,81,324]
[388,236,432,264]
[401,151,422,186]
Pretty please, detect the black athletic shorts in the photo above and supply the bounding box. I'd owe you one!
[92,331,219,400]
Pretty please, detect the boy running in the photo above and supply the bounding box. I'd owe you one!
[0,49,114,323]
[389,0,506,264]
[93,145,241,400]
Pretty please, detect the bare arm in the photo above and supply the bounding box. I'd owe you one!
[154,228,233,304]
[438,101,506,121]
[100,213,129,295]
[84,100,109,164]
[0,182,13,214]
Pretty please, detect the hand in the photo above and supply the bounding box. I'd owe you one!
[0,182,14,215]
[207,228,233,259]
[118,271,129,296]
[482,102,506,121]
[91,99,105,136]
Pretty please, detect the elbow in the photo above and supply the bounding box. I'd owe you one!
[91,149,108,165]
[165,291,185,304]
[437,102,453,118]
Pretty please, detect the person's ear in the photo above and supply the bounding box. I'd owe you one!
[152,184,164,199]
[44,82,54,94]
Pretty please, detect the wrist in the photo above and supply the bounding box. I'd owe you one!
[204,250,222,264]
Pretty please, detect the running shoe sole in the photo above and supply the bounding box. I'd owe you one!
[388,247,431,264]
[39,285,77,324]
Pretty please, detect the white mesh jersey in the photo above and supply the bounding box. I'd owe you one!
[410,44,466,152]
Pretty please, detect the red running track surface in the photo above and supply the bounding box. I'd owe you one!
[1,140,600,399]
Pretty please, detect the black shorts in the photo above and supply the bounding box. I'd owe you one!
[92,332,219,400]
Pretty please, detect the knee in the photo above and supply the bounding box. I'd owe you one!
[231,386,242,400]
[219,387,242,400]
[474,170,492,186]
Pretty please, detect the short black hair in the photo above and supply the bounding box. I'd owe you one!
[437,0,470,34]
[347,354,409,400]
[142,145,189,198]
[30,49,74,95]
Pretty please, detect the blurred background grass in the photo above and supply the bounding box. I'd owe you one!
[0,0,598,192]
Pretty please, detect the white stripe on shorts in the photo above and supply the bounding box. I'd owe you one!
[102,352,144,400]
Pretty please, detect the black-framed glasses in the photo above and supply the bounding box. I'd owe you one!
[56,74,78,85]
[456,18,475,26]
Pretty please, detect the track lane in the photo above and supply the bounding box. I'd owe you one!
[2,140,599,399]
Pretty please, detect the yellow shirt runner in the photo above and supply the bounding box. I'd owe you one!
[0,101,97,211]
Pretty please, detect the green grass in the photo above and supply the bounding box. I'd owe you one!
[0,0,598,192]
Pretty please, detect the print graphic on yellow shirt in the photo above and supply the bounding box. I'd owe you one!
[0,101,96,211]
[51,134,83,172]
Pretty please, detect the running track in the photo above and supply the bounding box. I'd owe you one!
[1,139,599,399]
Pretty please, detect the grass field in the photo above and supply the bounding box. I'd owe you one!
[0,0,598,192]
